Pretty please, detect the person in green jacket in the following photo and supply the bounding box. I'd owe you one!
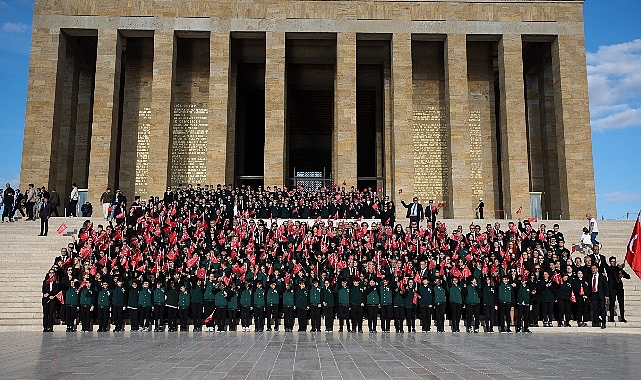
[166,281,179,332]
[239,282,253,332]
[350,278,365,333]
[191,279,204,332]
[214,282,229,332]
[65,280,79,332]
[178,284,191,331]
[112,278,126,332]
[309,279,322,332]
[379,278,393,332]
[97,280,112,332]
[266,281,280,331]
[127,281,140,331]
[227,283,239,331]
[516,277,532,333]
[153,281,166,332]
[253,281,266,331]
[365,278,380,332]
[393,283,406,333]
[204,274,217,331]
[463,277,481,333]
[498,276,513,333]
[336,279,351,332]
[432,277,447,333]
[295,281,310,331]
[417,278,433,332]
[322,279,335,332]
[481,276,497,333]
[79,281,95,332]
[404,279,417,333]
[138,280,153,332]
[448,277,463,333]
[282,281,296,332]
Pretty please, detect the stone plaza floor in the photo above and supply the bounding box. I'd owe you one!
[1,331,640,380]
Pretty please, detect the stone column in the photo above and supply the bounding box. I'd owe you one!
[498,35,530,218]
[334,32,357,188]
[264,31,286,189]
[445,34,472,218]
[147,30,175,196]
[208,32,230,186]
[87,29,122,203]
[551,34,596,219]
[391,33,414,219]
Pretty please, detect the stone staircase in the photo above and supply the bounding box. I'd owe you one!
[0,216,638,332]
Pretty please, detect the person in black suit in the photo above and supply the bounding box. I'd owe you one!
[401,197,423,226]
[425,200,438,229]
[589,246,608,275]
[589,264,608,329]
[39,197,53,236]
[607,256,630,323]
[42,270,61,332]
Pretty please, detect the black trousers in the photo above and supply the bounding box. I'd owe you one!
[297,308,308,331]
[51,204,59,217]
[337,305,350,331]
[40,218,49,235]
[350,304,364,332]
[129,307,139,330]
[191,303,203,328]
[26,202,35,220]
[517,305,530,331]
[112,306,123,330]
[541,301,554,323]
[254,306,265,330]
[179,307,189,329]
[310,305,322,331]
[405,307,416,331]
[265,305,279,329]
[43,300,56,330]
[324,306,334,330]
[609,287,625,319]
[2,203,13,220]
[529,302,540,325]
[558,299,571,324]
[65,305,77,329]
[167,307,177,330]
[154,304,165,328]
[283,306,295,330]
[394,306,405,331]
[366,305,378,331]
[98,307,110,331]
[575,297,590,323]
[450,303,461,332]
[498,302,511,330]
[466,304,480,331]
[240,306,252,327]
[228,309,238,330]
[80,305,92,331]
[139,306,151,328]
[419,305,432,331]
[215,306,227,330]
[434,304,446,332]
[380,305,393,331]
[204,300,215,327]
[483,305,496,331]
[591,295,606,324]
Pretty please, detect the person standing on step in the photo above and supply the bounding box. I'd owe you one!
[38,197,52,236]
[79,280,95,332]
[266,281,280,331]
[65,279,79,332]
[42,269,61,332]
[127,281,140,331]
[67,183,79,217]
[153,281,166,332]
[607,256,630,323]
[112,278,126,332]
[178,284,191,331]
[97,280,111,332]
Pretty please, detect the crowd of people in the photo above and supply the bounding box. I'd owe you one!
[40,184,630,334]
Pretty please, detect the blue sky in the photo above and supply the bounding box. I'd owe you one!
[0,0,639,219]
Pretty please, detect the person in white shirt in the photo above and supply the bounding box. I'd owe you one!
[67,183,79,217]
[586,213,601,248]
[580,227,592,252]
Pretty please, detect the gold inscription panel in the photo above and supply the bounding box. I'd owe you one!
[170,102,208,186]
[413,107,450,206]
[135,107,151,194]
[468,110,483,198]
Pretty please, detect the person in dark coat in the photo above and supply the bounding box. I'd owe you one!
[39,197,53,236]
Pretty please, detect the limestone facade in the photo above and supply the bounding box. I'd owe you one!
[21,0,596,219]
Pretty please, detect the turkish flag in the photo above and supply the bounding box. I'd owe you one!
[625,217,641,279]
[570,291,576,303]
[516,206,522,215]
[55,291,64,305]
[204,313,214,324]
[57,224,67,234]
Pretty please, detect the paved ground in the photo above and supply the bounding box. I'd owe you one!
[1,331,640,380]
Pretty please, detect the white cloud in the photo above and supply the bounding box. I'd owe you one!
[587,39,641,132]
[600,191,641,203]
[0,1,8,8]
[1,22,29,33]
